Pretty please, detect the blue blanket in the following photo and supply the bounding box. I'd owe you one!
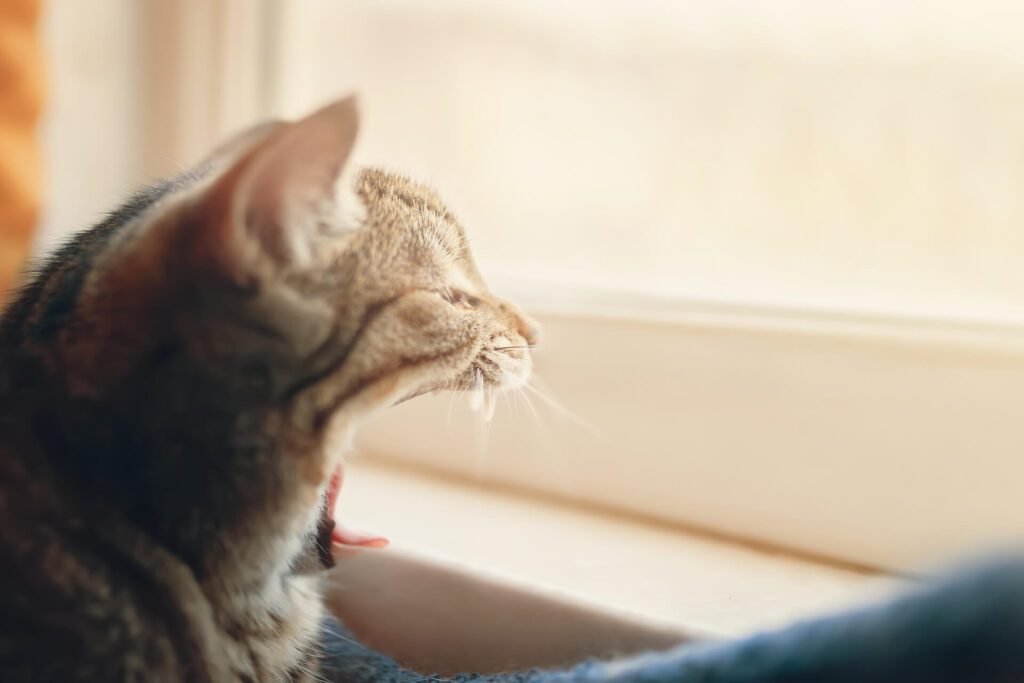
[319,554,1024,682]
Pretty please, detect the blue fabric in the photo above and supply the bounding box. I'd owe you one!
[319,554,1024,682]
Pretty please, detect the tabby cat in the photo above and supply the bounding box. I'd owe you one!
[0,96,538,681]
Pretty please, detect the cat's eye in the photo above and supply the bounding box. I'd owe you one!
[441,288,481,309]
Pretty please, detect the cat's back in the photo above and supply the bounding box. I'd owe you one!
[0,180,230,682]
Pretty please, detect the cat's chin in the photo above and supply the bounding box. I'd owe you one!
[392,386,434,406]
[389,373,460,406]
[391,365,531,407]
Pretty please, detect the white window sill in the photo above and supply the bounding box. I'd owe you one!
[356,303,1024,573]
[338,460,898,639]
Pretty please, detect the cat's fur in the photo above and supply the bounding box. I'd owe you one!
[0,97,538,682]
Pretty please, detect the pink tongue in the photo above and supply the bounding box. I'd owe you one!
[326,464,389,549]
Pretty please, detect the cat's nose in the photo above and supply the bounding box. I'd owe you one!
[496,299,541,347]
[516,312,542,348]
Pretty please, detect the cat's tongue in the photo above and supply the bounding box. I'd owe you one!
[326,464,389,550]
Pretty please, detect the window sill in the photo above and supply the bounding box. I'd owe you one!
[355,303,1024,573]
[337,460,897,639]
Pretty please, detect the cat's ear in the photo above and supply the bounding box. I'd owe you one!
[189,96,361,286]
[197,120,288,171]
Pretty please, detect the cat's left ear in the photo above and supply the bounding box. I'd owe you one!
[197,120,288,171]
[190,96,362,285]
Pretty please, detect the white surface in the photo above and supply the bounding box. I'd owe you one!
[340,461,891,638]
[356,307,1024,572]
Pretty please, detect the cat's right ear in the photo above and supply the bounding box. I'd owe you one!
[187,96,362,288]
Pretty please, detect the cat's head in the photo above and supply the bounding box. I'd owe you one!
[7,97,538,433]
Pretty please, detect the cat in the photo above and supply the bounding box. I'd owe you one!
[0,96,539,682]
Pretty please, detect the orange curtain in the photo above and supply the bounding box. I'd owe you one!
[0,0,42,299]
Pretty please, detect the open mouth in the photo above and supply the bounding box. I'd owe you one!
[323,463,389,558]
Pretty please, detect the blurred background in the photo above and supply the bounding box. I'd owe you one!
[8,1,1024,585]
[37,1,1024,322]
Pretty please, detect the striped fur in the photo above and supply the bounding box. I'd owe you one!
[0,98,537,681]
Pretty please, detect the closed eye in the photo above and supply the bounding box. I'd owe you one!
[440,288,481,308]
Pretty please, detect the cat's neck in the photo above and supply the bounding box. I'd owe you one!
[5,365,318,584]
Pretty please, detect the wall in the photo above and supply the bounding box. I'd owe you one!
[36,0,144,253]
[273,0,1024,325]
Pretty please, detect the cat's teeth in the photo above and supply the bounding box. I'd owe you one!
[470,368,485,412]
[483,390,497,422]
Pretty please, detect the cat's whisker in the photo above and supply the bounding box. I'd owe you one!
[465,367,494,477]
[525,378,602,438]
[309,667,333,683]
[514,385,577,497]
[517,384,542,425]
[291,651,333,683]
[300,663,332,683]
[469,367,484,412]
[483,384,497,422]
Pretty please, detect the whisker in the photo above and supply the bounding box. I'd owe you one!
[515,385,576,497]
[517,384,542,425]
[466,367,493,477]
[493,345,539,351]
[322,631,358,648]
[483,383,497,422]
[525,379,602,438]
[293,658,332,683]
[469,367,484,412]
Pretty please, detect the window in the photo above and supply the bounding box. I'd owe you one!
[40,0,1024,573]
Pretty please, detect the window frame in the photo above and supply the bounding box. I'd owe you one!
[138,0,1024,574]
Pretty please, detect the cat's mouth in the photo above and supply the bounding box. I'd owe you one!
[462,339,533,393]
[324,463,388,552]
[388,336,533,407]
